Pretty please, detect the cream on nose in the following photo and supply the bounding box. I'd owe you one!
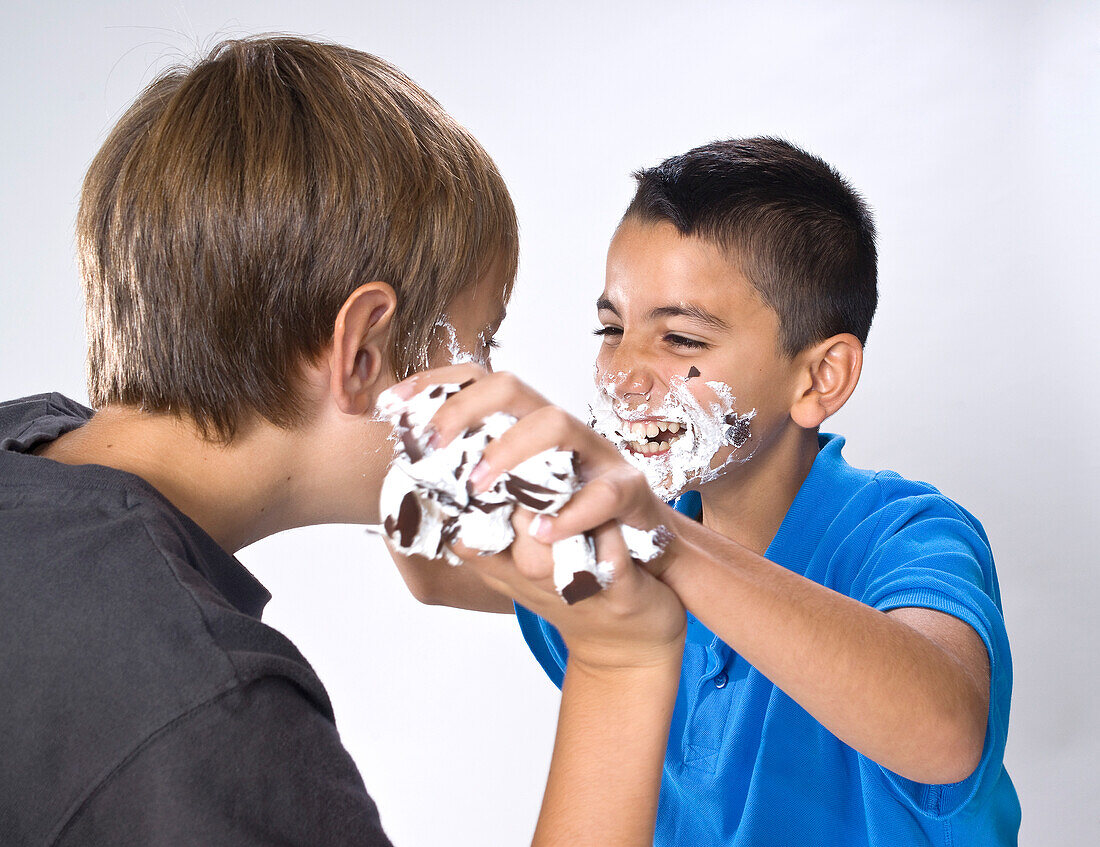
[605,370,652,402]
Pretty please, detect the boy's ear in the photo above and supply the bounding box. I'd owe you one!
[790,333,863,429]
[330,282,398,416]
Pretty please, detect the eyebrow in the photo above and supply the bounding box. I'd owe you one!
[596,298,730,331]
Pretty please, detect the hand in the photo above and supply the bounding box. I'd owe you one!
[455,508,686,671]
[391,364,675,577]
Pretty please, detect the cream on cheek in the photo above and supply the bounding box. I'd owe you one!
[434,318,489,367]
[589,365,757,501]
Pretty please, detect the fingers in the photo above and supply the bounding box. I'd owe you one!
[426,371,553,448]
[389,363,489,400]
[529,466,657,544]
[469,405,621,494]
[456,522,557,608]
[588,520,639,599]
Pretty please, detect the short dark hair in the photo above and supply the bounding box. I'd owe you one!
[79,35,517,443]
[623,137,877,355]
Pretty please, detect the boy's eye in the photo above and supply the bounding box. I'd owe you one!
[665,333,707,350]
[593,326,623,341]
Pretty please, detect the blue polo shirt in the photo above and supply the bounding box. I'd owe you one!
[515,434,1020,845]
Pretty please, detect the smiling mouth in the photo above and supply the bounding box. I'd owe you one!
[619,418,688,456]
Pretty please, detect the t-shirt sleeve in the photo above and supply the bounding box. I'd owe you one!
[855,488,1012,820]
[53,677,394,847]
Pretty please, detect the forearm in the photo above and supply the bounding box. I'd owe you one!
[533,650,682,847]
[661,511,987,784]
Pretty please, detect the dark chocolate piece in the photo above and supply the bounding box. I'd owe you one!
[469,498,507,513]
[653,525,675,550]
[429,386,444,399]
[723,413,752,449]
[687,366,701,379]
[504,477,558,511]
[398,412,424,463]
[561,571,602,605]
[394,491,421,548]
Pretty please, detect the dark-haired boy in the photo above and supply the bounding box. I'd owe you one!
[0,36,685,846]
[397,138,1020,845]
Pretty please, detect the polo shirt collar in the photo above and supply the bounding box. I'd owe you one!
[672,433,864,577]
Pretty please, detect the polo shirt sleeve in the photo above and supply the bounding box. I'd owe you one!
[53,676,393,847]
[514,602,567,689]
[855,487,1012,820]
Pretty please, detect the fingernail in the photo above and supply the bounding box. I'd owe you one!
[468,459,491,492]
[528,514,549,541]
[392,380,416,400]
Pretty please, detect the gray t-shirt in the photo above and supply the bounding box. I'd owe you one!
[0,393,392,846]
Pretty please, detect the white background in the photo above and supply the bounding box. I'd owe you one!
[3,1,1097,843]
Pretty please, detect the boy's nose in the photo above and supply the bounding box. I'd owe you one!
[601,363,656,406]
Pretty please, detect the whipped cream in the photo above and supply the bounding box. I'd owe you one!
[589,369,756,500]
[376,382,670,603]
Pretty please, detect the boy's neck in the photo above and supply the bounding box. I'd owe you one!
[34,404,391,553]
[695,424,821,555]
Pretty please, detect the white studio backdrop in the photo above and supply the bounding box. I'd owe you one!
[2,1,1097,843]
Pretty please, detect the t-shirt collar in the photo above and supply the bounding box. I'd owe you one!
[1,394,272,619]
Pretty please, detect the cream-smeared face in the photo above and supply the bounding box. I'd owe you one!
[432,254,510,369]
[592,219,803,500]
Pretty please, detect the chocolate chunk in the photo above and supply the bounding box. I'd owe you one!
[652,525,675,549]
[687,366,701,379]
[398,412,424,463]
[395,491,421,548]
[469,498,507,513]
[561,571,602,605]
[723,413,752,449]
[429,386,444,399]
[504,477,557,511]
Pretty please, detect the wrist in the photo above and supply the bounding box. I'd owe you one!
[565,628,686,677]
[650,507,698,586]
[566,655,683,691]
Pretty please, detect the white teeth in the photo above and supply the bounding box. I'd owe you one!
[646,422,660,438]
[668,422,680,434]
